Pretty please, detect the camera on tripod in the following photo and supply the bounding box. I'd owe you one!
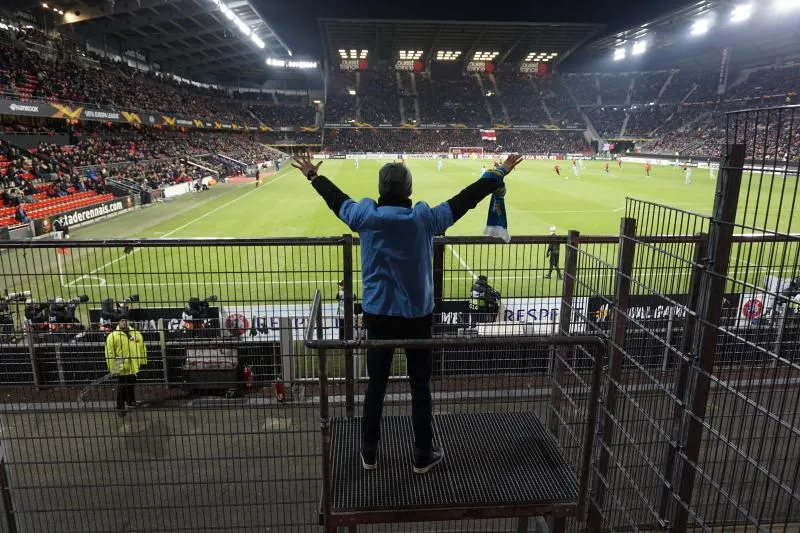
[99,294,140,333]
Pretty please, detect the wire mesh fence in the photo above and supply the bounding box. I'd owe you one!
[0,107,798,532]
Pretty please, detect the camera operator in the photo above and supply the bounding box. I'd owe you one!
[470,275,501,324]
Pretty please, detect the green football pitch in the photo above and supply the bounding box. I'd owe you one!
[0,158,793,307]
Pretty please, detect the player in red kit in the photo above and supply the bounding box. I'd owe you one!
[604,162,610,173]
[645,162,652,177]
[553,164,561,176]
[617,157,623,168]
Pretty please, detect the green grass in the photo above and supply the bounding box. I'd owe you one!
[0,158,794,309]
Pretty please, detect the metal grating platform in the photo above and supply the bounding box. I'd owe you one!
[329,412,579,523]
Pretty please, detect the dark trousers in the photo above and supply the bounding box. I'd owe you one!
[116,374,137,410]
[361,313,433,452]
[548,257,563,278]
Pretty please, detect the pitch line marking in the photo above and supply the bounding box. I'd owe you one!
[67,168,292,287]
[446,245,478,280]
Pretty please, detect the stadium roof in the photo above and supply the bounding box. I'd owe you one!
[37,0,292,80]
[576,0,800,70]
[318,18,604,67]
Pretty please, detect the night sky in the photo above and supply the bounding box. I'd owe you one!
[255,0,697,58]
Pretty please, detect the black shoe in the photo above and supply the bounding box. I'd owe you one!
[413,446,444,474]
[360,448,377,470]
[128,401,142,408]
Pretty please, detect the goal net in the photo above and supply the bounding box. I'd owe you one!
[449,147,485,159]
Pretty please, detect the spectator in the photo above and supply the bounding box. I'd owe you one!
[292,152,524,474]
[14,203,30,223]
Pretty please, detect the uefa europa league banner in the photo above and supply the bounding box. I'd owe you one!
[0,98,300,131]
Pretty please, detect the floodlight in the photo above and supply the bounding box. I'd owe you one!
[234,17,251,36]
[691,19,710,36]
[313,100,321,104]
[632,41,647,55]
[348,89,356,95]
[350,49,357,57]
[220,4,235,20]
[613,47,626,61]
[41,2,47,7]
[772,0,797,11]
[730,4,752,23]
[360,50,368,58]
[288,49,293,56]
[251,34,265,49]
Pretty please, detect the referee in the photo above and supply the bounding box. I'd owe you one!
[545,227,563,280]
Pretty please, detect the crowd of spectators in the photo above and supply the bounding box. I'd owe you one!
[725,64,800,102]
[536,77,585,128]
[625,105,674,137]
[358,68,401,125]
[499,75,549,126]
[562,74,599,106]
[416,74,490,125]
[631,71,670,104]
[322,128,586,154]
[639,62,800,156]
[1,28,322,127]
[599,73,633,105]
[659,70,718,104]
[248,102,317,127]
[107,158,199,190]
[324,71,358,123]
[29,128,278,170]
[1,142,106,216]
[588,107,627,137]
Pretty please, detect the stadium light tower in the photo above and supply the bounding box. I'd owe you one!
[631,41,647,55]
[691,18,711,36]
[730,4,753,23]
[613,47,626,61]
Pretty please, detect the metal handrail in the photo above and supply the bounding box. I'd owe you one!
[303,288,607,524]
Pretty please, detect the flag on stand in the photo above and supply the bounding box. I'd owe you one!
[480,129,497,141]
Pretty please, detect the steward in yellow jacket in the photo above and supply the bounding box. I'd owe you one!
[104,318,147,415]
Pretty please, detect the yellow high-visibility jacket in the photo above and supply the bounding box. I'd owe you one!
[104,326,147,376]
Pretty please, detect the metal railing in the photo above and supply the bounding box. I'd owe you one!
[304,288,607,532]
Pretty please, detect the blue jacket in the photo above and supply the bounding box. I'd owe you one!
[338,199,453,317]
[311,169,505,318]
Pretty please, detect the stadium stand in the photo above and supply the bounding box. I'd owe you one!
[358,67,401,125]
[498,75,550,126]
[323,128,587,154]
[562,73,599,106]
[630,71,670,104]
[325,71,359,123]
[599,73,633,105]
[416,74,490,125]
[588,107,627,138]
